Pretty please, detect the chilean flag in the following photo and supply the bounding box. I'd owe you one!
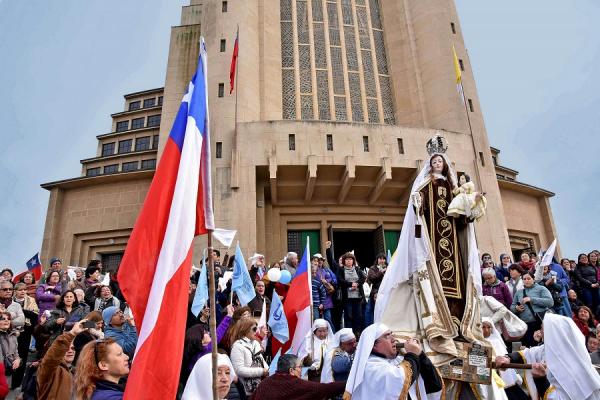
[229,26,239,94]
[118,37,214,400]
[273,242,312,355]
[13,253,42,283]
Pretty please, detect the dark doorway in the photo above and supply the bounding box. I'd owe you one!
[332,230,376,269]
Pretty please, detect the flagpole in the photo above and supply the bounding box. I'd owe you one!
[459,80,485,192]
[232,24,240,188]
[207,231,219,400]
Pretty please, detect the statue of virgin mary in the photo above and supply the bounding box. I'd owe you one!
[374,134,485,365]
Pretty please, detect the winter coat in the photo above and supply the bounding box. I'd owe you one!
[511,284,554,323]
[482,279,513,308]
[105,322,138,358]
[37,331,75,400]
[35,284,61,320]
[14,295,39,327]
[575,263,598,289]
[94,296,121,312]
[0,363,8,399]
[315,267,337,309]
[46,305,87,336]
[5,301,25,331]
[367,264,386,299]
[335,266,366,302]
[0,330,19,368]
[90,380,124,400]
[230,337,268,395]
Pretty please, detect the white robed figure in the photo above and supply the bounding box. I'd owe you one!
[375,135,485,365]
[298,319,335,379]
[321,328,356,383]
[496,313,600,400]
[344,323,443,400]
[182,353,237,400]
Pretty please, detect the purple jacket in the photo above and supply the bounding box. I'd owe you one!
[35,283,62,320]
[482,280,512,308]
[315,267,337,309]
[188,315,232,372]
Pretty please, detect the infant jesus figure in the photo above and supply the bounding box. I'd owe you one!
[447,173,487,221]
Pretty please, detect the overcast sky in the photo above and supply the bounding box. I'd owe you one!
[0,1,598,268]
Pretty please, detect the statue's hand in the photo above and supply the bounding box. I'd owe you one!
[412,192,422,209]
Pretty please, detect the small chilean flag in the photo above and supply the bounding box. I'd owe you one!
[118,37,213,400]
[13,253,42,283]
[272,241,312,355]
[229,26,239,94]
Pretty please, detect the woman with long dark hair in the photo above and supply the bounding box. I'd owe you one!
[511,272,554,347]
[46,290,87,339]
[73,338,129,400]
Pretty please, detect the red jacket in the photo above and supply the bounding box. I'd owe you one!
[0,363,9,399]
[252,373,346,400]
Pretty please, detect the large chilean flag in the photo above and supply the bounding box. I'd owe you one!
[273,242,312,355]
[118,38,214,400]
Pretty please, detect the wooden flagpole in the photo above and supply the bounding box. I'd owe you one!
[207,231,219,400]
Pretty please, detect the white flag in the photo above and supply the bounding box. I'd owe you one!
[212,228,237,247]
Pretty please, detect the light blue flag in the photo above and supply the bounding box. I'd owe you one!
[191,250,209,317]
[268,290,289,343]
[387,249,392,264]
[269,349,282,376]
[232,243,256,306]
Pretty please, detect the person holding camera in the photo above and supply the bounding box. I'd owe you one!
[102,306,138,359]
[344,323,442,399]
[37,320,88,400]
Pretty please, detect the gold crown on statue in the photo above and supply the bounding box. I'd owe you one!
[426,134,448,156]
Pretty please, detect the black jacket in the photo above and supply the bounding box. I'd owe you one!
[575,263,598,288]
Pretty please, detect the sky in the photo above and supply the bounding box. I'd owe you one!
[0,1,598,268]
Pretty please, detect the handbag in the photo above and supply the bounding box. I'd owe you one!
[522,289,549,324]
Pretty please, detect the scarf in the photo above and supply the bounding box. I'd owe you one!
[0,298,12,309]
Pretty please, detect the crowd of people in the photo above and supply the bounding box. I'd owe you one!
[0,245,599,399]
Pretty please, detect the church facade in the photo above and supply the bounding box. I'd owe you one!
[40,0,558,270]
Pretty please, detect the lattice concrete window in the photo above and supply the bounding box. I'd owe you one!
[280,0,394,124]
[334,96,347,121]
[282,69,296,119]
[316,70,331,120]
[349,72,364,122]
[301,95,314,120]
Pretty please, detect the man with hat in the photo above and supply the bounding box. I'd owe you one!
[344,323,442,399]
[102,306,138,358]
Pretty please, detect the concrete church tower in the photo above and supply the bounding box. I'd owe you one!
[159,0,511,264]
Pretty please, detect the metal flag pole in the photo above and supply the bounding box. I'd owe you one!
[207,231,219,399]
[459,80,485,193]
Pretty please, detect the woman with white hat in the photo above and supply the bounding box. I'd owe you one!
[182,353,236,400]
[298,319,335,382]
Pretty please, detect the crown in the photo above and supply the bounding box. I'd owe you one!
[426,134,448,156]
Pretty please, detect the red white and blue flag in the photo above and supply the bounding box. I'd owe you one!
[13,253,42,283]
[273,241,312,355]
[118,37,213,400]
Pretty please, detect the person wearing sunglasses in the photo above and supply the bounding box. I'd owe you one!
[0,280,25,331]
[0,311,21,380]
[74,338,129,400]
[230,318,269,397]
[37,319,88,400]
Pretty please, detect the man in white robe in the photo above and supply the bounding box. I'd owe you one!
[344,323,443,400]
[495,313,600,400]
[298,319,335,381]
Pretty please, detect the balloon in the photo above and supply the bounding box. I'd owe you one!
[267,268,281,282]
[279,270,292,285]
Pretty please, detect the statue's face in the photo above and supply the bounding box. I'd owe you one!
[459,175,466,186]
[431,156,444,173]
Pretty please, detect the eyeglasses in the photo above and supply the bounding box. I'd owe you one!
[0,288,13,292]
[252,326,258,332]
[0,316,11,321]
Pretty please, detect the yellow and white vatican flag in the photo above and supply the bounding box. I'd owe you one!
[452,45,464,103]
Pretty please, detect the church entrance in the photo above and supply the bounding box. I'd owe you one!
[332,230,376,269]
